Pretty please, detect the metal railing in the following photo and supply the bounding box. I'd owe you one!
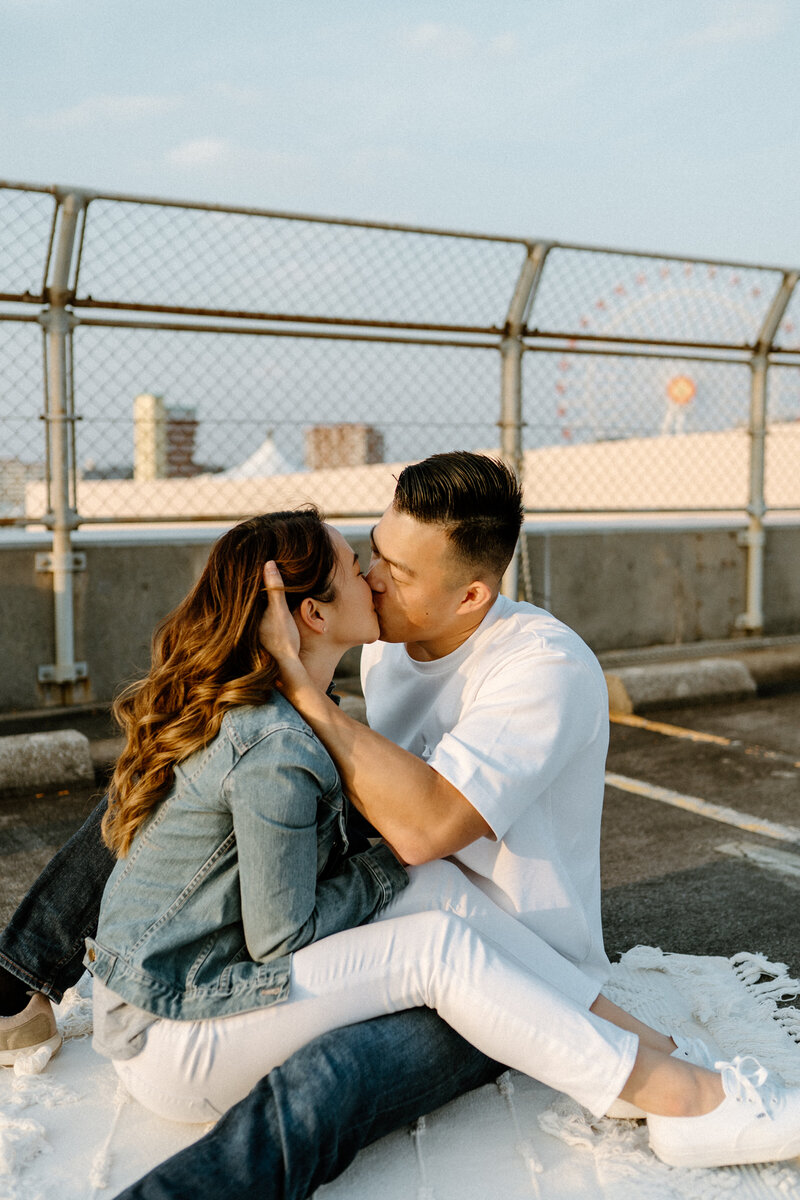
[2,180,799,701]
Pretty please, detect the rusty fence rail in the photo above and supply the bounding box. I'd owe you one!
[1,180,799,701]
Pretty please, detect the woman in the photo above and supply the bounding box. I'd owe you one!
[86,508,799,1169]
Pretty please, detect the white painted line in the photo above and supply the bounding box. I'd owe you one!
[604,772,800,844]
[717,841,800,880]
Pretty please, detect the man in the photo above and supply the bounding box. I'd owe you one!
[1,452,795,1195]
[262,451,610,987]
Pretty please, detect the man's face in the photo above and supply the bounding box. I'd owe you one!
[366,506,467,645]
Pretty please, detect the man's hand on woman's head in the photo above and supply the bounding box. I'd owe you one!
[260,561,302,667]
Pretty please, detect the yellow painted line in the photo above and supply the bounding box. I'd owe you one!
[609,711,800,768]
[610,712,731,746]
[605,772,800,844]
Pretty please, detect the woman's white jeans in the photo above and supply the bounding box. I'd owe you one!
[113,860,638,1123]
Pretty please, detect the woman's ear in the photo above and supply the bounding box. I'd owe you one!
[295,596,327,634]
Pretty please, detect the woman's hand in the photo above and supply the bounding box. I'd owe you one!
[260,561,301,673]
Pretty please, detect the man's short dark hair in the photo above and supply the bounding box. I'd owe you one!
[393,451,523,582]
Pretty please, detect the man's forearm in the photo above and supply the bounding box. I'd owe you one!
[283,672,490,864]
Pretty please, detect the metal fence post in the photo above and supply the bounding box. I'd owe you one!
[500,242,550,598]
[736,269,798,634]
[36,190,88,703]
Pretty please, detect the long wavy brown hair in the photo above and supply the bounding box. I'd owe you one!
[102,508,337,857]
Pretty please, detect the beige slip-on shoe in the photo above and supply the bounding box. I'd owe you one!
[0,992,62,1067]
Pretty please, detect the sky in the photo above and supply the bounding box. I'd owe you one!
[2,0,799,268]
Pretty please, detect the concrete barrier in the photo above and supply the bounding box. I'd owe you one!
[0,730,94,795]
[606,658,757,713]
[2,521,799,713]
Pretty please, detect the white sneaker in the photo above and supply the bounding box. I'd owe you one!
[648,1055,800,1168]
[606,1034,716,1120]
[671,1034,718,1070]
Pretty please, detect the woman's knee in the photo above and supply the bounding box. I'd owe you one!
[407,908,467,966]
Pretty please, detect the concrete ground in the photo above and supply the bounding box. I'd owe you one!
[1,688,798,989]
[601,690,800,980]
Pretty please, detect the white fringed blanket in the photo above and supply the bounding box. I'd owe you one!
[1,948,799,1200]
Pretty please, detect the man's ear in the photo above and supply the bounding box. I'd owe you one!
[295,596,326,634]
[456,580,493,613]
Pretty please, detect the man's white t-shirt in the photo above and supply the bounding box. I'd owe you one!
[361,594,611,985]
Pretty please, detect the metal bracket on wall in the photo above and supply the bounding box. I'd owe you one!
[35,550,87,574]
[35,550,88,684]
[736,529,765,548]
[734,527,766,631]
[38,661,88,684]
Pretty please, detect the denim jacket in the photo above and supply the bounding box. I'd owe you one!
[84,692,408,1022]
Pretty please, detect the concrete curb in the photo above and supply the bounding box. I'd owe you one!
[603,642,800,714]
[605,658,758,714]
[1,645,798,792]
[0,730,94,796]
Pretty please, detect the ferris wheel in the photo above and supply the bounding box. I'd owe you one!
[544,261,797,443]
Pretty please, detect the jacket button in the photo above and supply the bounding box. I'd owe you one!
[87,947,96,962]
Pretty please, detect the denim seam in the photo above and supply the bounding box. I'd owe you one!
[132,832,237,953]
[88,946,291,1019]
[360,847,408,906]
[221,726,340,808]
[0,949,49,997]
[170,730,230,789]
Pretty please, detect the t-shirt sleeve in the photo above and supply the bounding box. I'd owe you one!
[427,649,607,840]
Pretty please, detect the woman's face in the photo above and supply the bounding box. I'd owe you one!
[319,526,380,649]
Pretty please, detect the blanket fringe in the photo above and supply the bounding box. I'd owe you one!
[496,1071,543,1196]
[88,1080,128,1196]
[411,1116,435,1200]
[731,952,800,1043]
[539,947,800,1197]
[613,946,800,1061]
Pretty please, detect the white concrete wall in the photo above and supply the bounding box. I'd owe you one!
[25,425,800,520]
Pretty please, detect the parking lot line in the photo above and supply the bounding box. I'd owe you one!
[717,841,800,880]
[610,712,800,768]
[610,711,730,745]
[605,772,800,843]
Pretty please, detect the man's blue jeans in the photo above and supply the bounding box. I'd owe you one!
[0,801,501,1200]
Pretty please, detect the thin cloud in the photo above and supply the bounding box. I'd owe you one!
[403,22,517,60]
[680,0,788,48]
[212,83,267,106]
[166,138,230,168]
[29,94,181,131]
[164,139,312,181]
[488,33,518,58]
[405,22,476,57]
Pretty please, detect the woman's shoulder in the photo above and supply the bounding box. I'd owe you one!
[221,693,340,799]
[221,691,318,753]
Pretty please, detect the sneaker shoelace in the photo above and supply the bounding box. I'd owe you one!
[719,1055,780,1118]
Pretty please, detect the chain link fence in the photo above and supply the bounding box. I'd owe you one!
[2,181,799,527]
[1,180,799,696]
[529,246,784,347]
[521,351,754,511]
